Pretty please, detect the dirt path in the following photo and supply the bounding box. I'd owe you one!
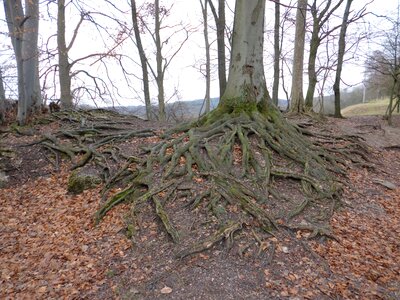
[1,115,399,299]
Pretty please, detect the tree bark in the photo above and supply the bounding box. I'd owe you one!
[333,0,353,118]
[4,0,26,124]
[272,0,280,106]
[22,0,41,113]
[57,0,73,109]
[219,0,270,111]
[131,0,152,120]
[304,30,320,110]
[289,0,307,114]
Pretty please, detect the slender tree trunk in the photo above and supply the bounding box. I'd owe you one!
[220,0,270,110]
[22,0,41,113]
[200,0,211,113]
[154,0,166,121]
[333,0,353,118]
[272,0,280,106]
[289,0,307,114]
[304,36,320,110]
[0,68,5,124]
[207,0,227,99]
[131,0,152,120]
[57,0,73,109]
[217,0,226,98]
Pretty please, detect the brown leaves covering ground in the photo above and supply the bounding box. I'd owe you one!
[1,115,399,299]
[0,165,131,299]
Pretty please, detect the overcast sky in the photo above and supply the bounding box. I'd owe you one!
[0,0,399,107]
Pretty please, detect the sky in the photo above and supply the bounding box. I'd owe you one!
[0,0,399,107]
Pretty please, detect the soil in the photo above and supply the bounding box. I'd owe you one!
[0,113,399,299]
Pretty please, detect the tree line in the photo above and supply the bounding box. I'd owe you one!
[0,0,398,125]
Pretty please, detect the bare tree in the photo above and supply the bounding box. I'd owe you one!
[207,0,227,99]
[272,0,280,106]
[45,0,134,109]
[0,68,5,124]
[200,0,211,114]
[332,0,353,118]
[131,0,152,120]
[138,1,190,121]
[289,0,307,113]
[154,0,166,120]
[367,7,400,124]
[304,0,345,111]
[57,0,73,109]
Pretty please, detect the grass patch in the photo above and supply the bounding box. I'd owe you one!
[342,98,400,117]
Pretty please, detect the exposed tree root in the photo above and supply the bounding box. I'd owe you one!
[33,109,156,178]
[176,221,243,259]
[95,109,369,257]
[29,109,369,258]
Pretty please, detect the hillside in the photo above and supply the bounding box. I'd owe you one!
[342,98,399,116]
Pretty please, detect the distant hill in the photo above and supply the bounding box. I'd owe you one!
[110,97,289,120]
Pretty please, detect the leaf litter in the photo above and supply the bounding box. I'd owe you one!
[0,114,399,299]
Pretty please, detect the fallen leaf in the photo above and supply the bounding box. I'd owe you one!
[160,286,172,294]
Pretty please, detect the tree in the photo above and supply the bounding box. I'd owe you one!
[47,0,134,109]
[3,0,41,125]
[137,1,190,121]
[304,0,345,111]
[131,0,152,120]
[290,0,307,113]
[333,0,353,118]
[200,0,211,114]
[365,5,400,125]
[207,0,227,99]
[364,50,392,100]
[95,0,355,256]
[0,68,5,124]
[57,0,73,109]
[272,0,281,106]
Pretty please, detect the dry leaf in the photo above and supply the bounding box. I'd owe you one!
[160,286,172,294]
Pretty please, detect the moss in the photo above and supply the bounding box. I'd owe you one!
[67,169,102,194]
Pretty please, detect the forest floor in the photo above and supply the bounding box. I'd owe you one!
[0,113,399,300]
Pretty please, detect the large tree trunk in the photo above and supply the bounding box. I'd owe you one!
[219,0,270,111]
[272,0,280,106]
[333,0,353,118]
[4,0,26,124]
[207,0,227,99]
[219,0,271,113]
[57,0,73,109]
[131,0,152,120]
[289,0,307,114]
[22,0,41,113]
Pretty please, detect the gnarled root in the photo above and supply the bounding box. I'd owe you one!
[96,109,362,257]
